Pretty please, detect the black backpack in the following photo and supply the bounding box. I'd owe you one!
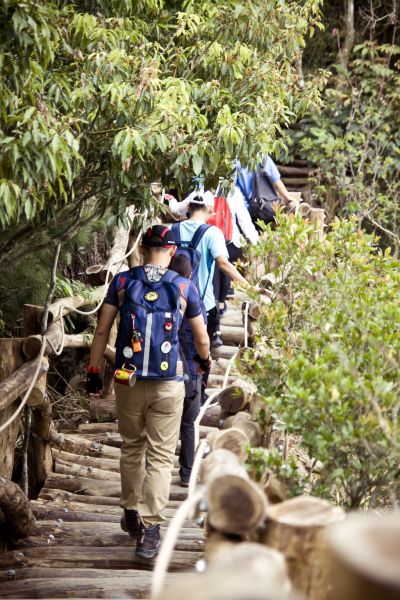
[249,163,278,224]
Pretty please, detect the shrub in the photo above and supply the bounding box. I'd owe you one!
[244,214,400,509]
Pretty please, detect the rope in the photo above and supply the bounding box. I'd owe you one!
[151,489,203,599]
[243,300,250,348]
[0,210,149,431]
[43,210,149,356]
[188,438,208,499]
[0,338,46,434]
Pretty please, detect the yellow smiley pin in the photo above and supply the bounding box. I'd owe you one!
[144,291,159,302]
[160,361,169,371]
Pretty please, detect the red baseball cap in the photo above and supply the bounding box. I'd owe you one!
[142,225,176,248]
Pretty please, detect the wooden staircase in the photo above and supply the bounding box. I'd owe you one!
[0,297,244,598]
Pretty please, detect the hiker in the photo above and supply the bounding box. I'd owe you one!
[236,156,292,206]
[170,192,247,349]
[169,253,205,486]
[85,225,210,559]
[212,184,259,313]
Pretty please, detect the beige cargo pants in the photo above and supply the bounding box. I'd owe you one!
[115,379,184,526]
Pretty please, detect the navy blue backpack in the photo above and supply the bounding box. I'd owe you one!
[171,223,211,299]
[115,267,182,379]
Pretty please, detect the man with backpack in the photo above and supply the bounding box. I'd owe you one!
[85,225,210,560]
[170,192,247,349]
[236,156,293,228]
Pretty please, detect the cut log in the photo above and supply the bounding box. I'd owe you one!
[210,427,249,463]
[262,472,288,504]
[328,513,400,600]
[208,542,291,591]
[282,177,309,186]
[0,476,35,541]
[0,339,25,482]
[200,403,223,428]
[210,357,240,377]
[220,310,243,327]
[89,393,116,421]
[156,569,299,600]
[23,326,95,359]
[220,325,244,345]
[204,532,242,561]
[0,570,185,599]
[222,412,261,447]
[85,264,103,286]
[261,495,345,600]
[48,430,120,459]
[23,304,45,337]
[27,395,53,497]
[27,357,48,406]
[211,345,239,359]
[0,545,201,572]
[0,356,48,412]
[202,449,267,535]
[218,378,257,413]
[278,165,311,177]
[52,448,120,472]
[54,458,120,482]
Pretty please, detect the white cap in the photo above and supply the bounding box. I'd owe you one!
[184,190,214,208]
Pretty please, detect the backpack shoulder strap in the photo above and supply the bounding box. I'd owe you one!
[190,224,211,249]
[162,269,180,285]
[171,223,181,244]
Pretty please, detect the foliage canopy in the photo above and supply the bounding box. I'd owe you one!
[0,0,322,266]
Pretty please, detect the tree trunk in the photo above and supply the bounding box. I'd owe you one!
[204,532,242,561]
[261,496,345,600]
[0,476,35,542]
[327,513,400,600]
[340,0,355,70]
[99,205,136,283]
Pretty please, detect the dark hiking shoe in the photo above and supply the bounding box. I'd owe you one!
[120,509,139,538]
[211,332,223,348]
[226,287,235,298]
[136,523,161,559]
[180,480,190,488]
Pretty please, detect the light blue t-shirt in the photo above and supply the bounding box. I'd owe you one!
[176,220,228,312]
[236,156,281,207]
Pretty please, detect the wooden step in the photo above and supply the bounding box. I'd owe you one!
[0,546,201,571]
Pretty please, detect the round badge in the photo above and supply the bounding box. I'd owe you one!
[161,341,171,354]
[160,361,169,371]
[123,346,133,358]
[144,291,159,302]
[164,322,173,331]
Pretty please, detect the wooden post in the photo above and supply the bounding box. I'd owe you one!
[0,476,35,544]
[27,357,49,406]
[309,208,325,241]
[217,378,257,414]
[261,496,345,600]
[202,449,267,535]
[327,513,400,600]
[0,338,25,479]
[23,304,45,336]
[27,394,53,498]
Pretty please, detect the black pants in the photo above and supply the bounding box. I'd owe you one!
[213,242,244,304]
[179,376,202,482]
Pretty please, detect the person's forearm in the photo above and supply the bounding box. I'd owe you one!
[89,330,110,368]
[274,179,292,203]
[193,336,210,360]
[218,258,247,286]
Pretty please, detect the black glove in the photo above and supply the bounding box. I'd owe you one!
[194,353,212,374]
[85,371,103,395]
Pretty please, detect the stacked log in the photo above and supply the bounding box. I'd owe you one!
[261,496,345,600]
[327,513,400,600]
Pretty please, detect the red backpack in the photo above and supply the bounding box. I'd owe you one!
[208,196,233,241]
